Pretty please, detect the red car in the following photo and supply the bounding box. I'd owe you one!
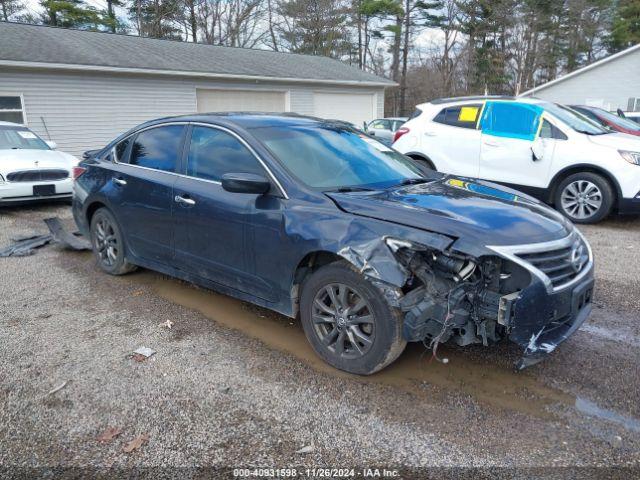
[571,105,640,136]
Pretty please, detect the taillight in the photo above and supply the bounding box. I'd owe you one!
[72,166,87,180]
[393,127,410,143]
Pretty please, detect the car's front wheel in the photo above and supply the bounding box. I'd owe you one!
[300,262,406,375]
[554,172,614,224]
[90,207,136,275]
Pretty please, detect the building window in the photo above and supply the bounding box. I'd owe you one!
[0,96,25,124]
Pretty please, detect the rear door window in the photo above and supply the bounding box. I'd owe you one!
[370,120,391,130]
[129,125,185,172]
[433,104,482,129]
[186,126,264,182]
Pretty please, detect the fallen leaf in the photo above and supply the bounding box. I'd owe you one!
[132,290,144,297]
[97,427,122,443]
[132,354,147,363]
[159,319,174,329]
[123,433,149,453]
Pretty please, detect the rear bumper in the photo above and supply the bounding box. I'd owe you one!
[0,179,73,204]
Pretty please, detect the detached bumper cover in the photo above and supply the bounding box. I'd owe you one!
[510,273,594,369]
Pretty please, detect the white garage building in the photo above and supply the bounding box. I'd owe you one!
[0,22,393,157]
[521,43,640,111]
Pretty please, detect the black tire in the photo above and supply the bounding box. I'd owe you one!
[300,262,406,375]
[411,156,436,172]
[89,207,136,275]
[554,172,614,224]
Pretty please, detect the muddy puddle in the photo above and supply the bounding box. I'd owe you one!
[130,270,575,419]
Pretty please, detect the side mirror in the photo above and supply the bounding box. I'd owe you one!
[46,140,57,150]
[531,137,544,161]
[221,173,271,194]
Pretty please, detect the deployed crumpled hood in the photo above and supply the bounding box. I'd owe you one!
[0,149,78,175]
[587,132,640,151]
[327,177,571,246]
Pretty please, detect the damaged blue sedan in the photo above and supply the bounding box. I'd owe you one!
[72,113,594,374]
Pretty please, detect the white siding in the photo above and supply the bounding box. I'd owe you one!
[523,49,640,110]
[0,67,386,157]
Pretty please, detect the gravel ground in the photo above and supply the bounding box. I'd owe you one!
[0,203,639,478]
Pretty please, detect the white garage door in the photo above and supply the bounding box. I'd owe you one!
[313,92,376,126]
[196,89,287,113]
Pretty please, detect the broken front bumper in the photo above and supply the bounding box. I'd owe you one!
[509,271,594,369]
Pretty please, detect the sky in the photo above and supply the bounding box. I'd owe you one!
[22,0,445,52]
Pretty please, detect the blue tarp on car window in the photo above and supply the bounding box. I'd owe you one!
[479,101,543,141]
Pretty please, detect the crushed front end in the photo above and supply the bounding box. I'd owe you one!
[386,229,594,369]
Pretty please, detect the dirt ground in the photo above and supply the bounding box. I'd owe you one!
[1,203,639,478]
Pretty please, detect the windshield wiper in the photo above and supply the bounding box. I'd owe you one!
[387,178,432,188]
[328,186,378,193]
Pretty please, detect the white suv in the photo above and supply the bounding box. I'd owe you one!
[393,96,640,223]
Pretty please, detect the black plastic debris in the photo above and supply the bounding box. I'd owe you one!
[44,217,91,251]
[0,234,52,257]
[0,217,90,258]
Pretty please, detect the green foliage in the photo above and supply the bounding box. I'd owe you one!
[278,0,351,57]
[40,0,113,29]
[609,0,640,51]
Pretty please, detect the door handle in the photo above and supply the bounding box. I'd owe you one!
[174,194,196,206]
[112,177,127,186]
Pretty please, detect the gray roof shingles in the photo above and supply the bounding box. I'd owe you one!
[0,22,393,85]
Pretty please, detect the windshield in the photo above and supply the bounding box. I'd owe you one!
[0,127,50,150]
[542,103,609,135]
[250,124,423,190]
[592,108,640,131]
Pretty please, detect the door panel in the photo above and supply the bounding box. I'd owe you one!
[173,125,278,301]
[425,104,482,176]
[478,102,551,189]
[115,125,185,263]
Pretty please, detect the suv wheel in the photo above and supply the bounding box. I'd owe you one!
[90,208,137,275]
[300,262,406,375]
[554,172,614,224]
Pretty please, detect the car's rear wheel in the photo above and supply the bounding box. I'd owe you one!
[300,262,406,375]
[554,172,614,224]
[90,207,136,275]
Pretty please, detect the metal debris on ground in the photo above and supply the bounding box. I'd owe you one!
[0,217,90,257]
[122,433,149,453]
[97,427,123,443]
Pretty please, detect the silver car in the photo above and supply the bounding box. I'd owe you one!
[366,117,408,143]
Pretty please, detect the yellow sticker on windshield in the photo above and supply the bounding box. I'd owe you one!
[459,106,479,122]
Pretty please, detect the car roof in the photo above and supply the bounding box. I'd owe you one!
[417,96,543,109]
[128,112,350,132]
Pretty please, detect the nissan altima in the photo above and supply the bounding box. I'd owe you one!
[72,113,594,374]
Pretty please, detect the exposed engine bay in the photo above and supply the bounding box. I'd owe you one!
[388,240,523,353]
[384,237,592,369]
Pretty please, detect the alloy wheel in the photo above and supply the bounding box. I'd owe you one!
[94,216,119,267]
[311,283,375,359]
[560,180,603,220]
